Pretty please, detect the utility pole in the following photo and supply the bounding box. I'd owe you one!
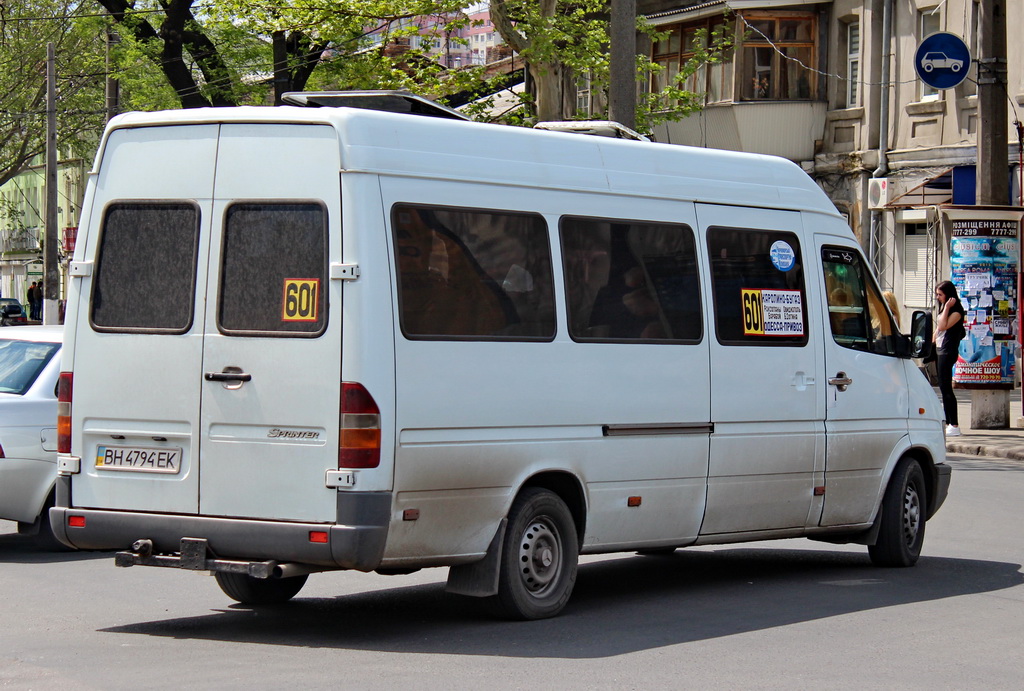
[44,42,59,325]
[608,0,637,130]
[976,0,1008,206]
[970,0,1013,428]
[105,27,120,122]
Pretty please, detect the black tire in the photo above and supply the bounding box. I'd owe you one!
[20,490,71,551]
[214,572,308,605]
[490,488,578,620]
[869,459,927,567]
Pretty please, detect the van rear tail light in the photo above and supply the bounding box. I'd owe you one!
[57,372,73,454]
[339,382,381,469]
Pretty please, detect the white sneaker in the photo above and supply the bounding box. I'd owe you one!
[946,425,962,437]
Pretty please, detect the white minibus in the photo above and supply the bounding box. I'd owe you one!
[52,93,950,620]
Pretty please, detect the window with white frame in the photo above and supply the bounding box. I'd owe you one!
[576,73,592,116]
[919,8,941,101]
[846,20,860,108]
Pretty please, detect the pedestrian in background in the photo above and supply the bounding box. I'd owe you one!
[27,282,37,321]
[934,280,966,436]
[32,281,43,321]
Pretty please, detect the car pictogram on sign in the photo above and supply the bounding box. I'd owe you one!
[921,52,964,73]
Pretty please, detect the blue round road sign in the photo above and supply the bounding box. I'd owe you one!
[915,32,971,90]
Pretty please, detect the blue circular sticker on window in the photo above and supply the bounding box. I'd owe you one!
[770,241,796,272]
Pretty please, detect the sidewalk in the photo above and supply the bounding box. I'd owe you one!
[942,388,1024,461]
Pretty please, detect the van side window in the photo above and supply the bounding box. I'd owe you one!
[561,217,701,342]
[392,204,555,340]
[91,202,200,333]
[219,202,327,336]
[707,228,808,346]
[822,247,899,355]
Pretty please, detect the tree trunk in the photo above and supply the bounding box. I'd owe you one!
[534,61,563,122]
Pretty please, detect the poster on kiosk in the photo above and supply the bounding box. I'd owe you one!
[946,209,1021,386]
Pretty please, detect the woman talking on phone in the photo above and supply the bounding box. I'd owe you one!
[934,280,967,436]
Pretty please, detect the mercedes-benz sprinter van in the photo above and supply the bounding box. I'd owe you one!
[52,93,950,620]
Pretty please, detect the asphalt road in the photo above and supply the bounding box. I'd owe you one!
[1,454,1021,690]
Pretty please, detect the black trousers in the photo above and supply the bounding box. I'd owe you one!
[937,349,959,426]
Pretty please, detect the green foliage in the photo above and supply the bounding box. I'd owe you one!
[638,18,735,131]
[0,1,107,185]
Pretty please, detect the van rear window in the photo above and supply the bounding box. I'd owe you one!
[393,204,555,340]
[218,202,327,336]
[91,202,200,333]
[561,217,702,342]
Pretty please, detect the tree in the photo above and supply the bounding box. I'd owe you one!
[0,0,107,186]
[88,0,730,135]
[96,0,492,108]
[488,0,733,132]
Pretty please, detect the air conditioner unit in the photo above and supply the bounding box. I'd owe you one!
[868,178,890,209]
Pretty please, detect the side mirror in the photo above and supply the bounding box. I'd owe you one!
[909,310,933,359]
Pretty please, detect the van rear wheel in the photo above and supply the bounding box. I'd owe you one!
[214,572,308,605]
[490,488,578,620]
[868,459,926,567]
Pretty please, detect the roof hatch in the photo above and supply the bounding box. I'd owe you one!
[280,90,471,121]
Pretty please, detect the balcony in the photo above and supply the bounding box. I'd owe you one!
[651,100,828,162]
[0,228,41,255]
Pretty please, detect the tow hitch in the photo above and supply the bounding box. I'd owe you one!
[115,537,317,579]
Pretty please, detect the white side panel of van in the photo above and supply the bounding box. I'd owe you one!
[197,124,342,522]
[816,233,910,526]
[380,178,711,559]
[697,204,826,534]
[71,125,219,514]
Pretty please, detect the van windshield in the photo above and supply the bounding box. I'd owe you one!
[0,340,60,395]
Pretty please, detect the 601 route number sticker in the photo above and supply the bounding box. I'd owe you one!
[742,288,804,336]
[282,279,319,322]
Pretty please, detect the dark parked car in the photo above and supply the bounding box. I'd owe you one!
[0,298,27,326]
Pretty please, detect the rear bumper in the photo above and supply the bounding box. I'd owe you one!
[930,462,952,518]
[49,491,392,571]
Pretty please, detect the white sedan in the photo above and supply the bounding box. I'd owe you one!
[0,325,63,547]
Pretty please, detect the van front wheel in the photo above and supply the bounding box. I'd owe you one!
[491,488,578,620]
[214,572,308,605]
[868,459,926,567]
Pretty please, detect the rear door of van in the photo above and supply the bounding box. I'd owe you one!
[71,124,216,515]
[197,124,341,522]
[71,123,342,523]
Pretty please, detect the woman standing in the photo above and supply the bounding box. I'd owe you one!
[934,281,967,436]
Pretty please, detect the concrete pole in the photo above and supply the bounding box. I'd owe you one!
[976,0,1008,206]
[44,42,59,326]
[972,0,1010,428]
[608,0,637,130]
[105,28,120,122]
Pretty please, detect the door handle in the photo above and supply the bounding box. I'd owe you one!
[205,368,252,383]
[828,371,853,392]
[204,372,252,382]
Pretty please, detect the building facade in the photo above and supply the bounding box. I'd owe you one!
[0,153,86,309]
[639,0,1023,326]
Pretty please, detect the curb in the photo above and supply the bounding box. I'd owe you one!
[946,441,1024,461]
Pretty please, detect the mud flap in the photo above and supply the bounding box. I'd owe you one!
[444,518,506,598]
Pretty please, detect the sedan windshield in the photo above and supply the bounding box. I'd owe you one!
[0,339,60,394]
